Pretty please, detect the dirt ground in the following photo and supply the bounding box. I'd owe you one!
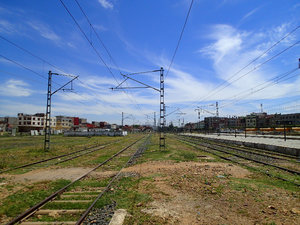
[1,161,299,224]
[126,161,300,225]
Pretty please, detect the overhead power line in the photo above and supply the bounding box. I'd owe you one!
[73,0,122,74]
[0,38,144,121]
[0,54,95,107]
[219,67,299,109]
[203,25,300,99]
[165,25,300,118]
[196,40,300,104]
[60,0,147,116]
[0,54,48,80]
[59,0,119,84]
[166,25,300,117]
[165,0,194,80]
[0,34,137,116]
[0,35,66,74]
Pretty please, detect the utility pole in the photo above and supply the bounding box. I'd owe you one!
[160,69,165,150]
[44,71,78,151]
[44,71,52,151]
[195,107,201,130]
[216,101,219,117]
[111,68,165,150]
[121,112,124,127]
[154,112,156,130]
[260,103,263,113]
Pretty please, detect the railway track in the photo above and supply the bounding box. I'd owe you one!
[185,135,299,162]
[204,132,300,141]
[185,134,300,160]
[5,135,148,225]
[0,139,123,174]
[176,135,300,186]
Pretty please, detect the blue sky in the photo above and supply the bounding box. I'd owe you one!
[0,0,299,126]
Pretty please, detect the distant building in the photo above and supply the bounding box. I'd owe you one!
[272,113,300,126]
[246,114,257,128]
[0,117,18,132]
[100,121,109,128]
[79,118,87,124]
[92,121,100,127]
[18,113,56,132]
[111,124,117,130]
[204,117,228,130]
[56,116,73,131]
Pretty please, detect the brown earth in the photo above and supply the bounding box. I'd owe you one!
[125,161,300,225]
[1,161,299,224]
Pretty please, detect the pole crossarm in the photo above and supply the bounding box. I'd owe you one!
[51,76,78,96]
[201,108,216,115]
[111,67,165,151]
[51,72,77,78]
[44,71,78,151]
[165,108,180,117]
[122,69,161,76]
[111,86,153,90]
[111,73,160,92]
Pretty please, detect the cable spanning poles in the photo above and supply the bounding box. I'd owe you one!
[44,71,78,151]
[111,68,166,151]
[165,0,194,79]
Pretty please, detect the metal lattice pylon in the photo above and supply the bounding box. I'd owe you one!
[159,67,165,150]
[44,70,78,151]
[44,71,52,151]
[111,67,166,151]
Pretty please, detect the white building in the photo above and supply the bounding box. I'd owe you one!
[18,113,56,132]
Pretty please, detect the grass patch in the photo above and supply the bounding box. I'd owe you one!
[0,135,128,171]
[178,151,197,161]
[229,174,300,193]
[0,179,70,218]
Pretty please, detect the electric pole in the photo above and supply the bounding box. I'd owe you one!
[111,68,165,151]
[216,101,219,117]
[154,112,156,130]
[195,107,201,130]
[44,71,78,151]
[121,112,124,127]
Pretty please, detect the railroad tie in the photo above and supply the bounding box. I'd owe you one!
[35,209,85,215]
[20,222,76,225]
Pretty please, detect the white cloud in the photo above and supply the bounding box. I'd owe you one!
[93,24,107,31]
[27,21,60,42]
[0,79,32,97]
[239,6,262,24]
[199,24,246,63]
[195,23,300,110]
[98,0,114,9]
[0,19,17,34]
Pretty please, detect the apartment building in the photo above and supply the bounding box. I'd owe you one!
[18,113,56,132]
[56,116,73,130]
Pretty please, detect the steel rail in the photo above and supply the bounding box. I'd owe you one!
[5,137,143,225]
[179,135,300,176]
[185,134,299,160]
[185,135,294,161]
[0,140,120,174]
[76,135,150,224]
[210,132,300,141]
[176,136,300,187]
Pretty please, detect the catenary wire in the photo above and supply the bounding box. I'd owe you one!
[60,0,147,117]
[165,25,300,118]
[165,0,194,80]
